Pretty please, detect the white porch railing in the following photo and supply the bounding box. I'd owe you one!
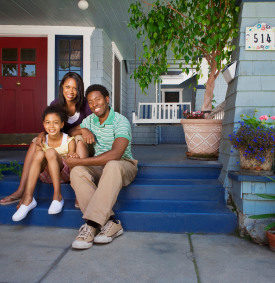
[210,101,225,120]
[132,102,191,125]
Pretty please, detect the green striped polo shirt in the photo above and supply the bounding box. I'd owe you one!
[80,107,133,160]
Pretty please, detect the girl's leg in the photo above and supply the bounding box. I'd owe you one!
[75,141,89,208]
[45,149,63,201]
[0,142,36,204]
[76,141,89,158]
[19,150,47,207]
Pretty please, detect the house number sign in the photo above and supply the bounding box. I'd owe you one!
[246,23,275,50]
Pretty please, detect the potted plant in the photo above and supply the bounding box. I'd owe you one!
[229,110,275,175]
[249,177,275,252]
[181,110,222,160]
[128,0,239,155]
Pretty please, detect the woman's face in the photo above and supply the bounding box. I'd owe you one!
[62,78,77,103]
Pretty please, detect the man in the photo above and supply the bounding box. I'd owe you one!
[65,84,137,250]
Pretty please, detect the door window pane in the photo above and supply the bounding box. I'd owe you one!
[70,40,81,50]
[2,49,17,61]
[2,64,17,76]
[59,40,70,50]
[59,51,70,60]
[59,61,70,70]
[70,61,81,70]
[21,49,36,61]
[70,51,81,60]
[21,64,36,77]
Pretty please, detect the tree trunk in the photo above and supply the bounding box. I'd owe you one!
[201,66,216,119]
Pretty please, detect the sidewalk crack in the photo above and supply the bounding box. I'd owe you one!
[187,233,201,283]
[37,244,71,283]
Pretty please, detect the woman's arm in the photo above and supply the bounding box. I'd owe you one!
[67,125,82,137]
[67,125,95,144]
[36,132,47,148]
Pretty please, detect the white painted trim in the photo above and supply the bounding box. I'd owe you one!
[0,25,95,105]
[161,88,184,103]
[111,42,123,112]
[111,42,123,62]
[132,102,191,124]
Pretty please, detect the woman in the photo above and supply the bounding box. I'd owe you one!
[0,72,94,206]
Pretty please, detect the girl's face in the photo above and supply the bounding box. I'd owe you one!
[62,78,77,102]
[43,113,64,136]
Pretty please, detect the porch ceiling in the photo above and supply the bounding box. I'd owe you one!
[0,0,175,60]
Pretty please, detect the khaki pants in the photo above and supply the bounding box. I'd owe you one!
[70,158,138,226]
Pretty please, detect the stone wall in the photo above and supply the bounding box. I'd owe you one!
[127,61,158,145]
[219,1,275,199]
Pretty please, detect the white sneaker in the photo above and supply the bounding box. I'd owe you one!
[12,198,37,221]
[48,199,64,214]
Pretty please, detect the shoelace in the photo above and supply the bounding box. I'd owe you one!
[78,224,92,239]
[98,221,113,235]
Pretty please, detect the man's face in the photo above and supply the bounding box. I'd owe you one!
[87,90,109,119]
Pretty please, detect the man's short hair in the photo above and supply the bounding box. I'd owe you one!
[85,84,109,99]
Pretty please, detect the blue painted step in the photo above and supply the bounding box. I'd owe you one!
[0,161,223,179]
[0,161,237,233]
[0,198,236,233]
[0,176,223,201]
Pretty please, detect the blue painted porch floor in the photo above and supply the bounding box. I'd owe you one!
[0,144,237,233]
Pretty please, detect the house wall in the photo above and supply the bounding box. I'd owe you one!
[219,1,275,201]
[159,76,196,144]
[121,61,127,117]
[90,29,112,100]
[127,61,158,145]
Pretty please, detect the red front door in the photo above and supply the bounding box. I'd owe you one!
[0,37,47,133]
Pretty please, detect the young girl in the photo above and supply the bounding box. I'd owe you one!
[12,105,76,221]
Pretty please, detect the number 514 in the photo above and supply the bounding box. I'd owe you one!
[254,33,272,43]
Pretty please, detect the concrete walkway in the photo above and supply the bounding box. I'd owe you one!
[0,225,274,283]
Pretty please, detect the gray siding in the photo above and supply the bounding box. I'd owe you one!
[218,2,275,195]
[127,61,158,145]
[90,28,112,100]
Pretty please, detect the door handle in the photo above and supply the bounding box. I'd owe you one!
[16,80,21,87]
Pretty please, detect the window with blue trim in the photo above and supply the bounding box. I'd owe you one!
[55,35,83,97]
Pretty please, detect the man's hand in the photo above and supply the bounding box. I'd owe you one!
[36,132,46,148]
[82,128,95,144]
[64,156,81,169]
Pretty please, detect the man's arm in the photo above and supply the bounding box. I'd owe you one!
[65,137,129,168]
[67,125,95,144]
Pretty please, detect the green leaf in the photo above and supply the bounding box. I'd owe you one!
[265,222,275,231]
[215,55,221,63]
[256,194,275,200]
[249,214,275,219]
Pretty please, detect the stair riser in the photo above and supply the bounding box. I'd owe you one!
[136,167,221,179]
[0,208,236,233]
[1,165,221,180]
[0,182,223,201]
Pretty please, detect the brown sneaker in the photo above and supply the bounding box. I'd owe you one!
[72,223,97,249]
[94,220,123,243]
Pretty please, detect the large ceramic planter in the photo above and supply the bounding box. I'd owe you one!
[180,119,223,159]
[266,228,275,252]
[239,149,274,176]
